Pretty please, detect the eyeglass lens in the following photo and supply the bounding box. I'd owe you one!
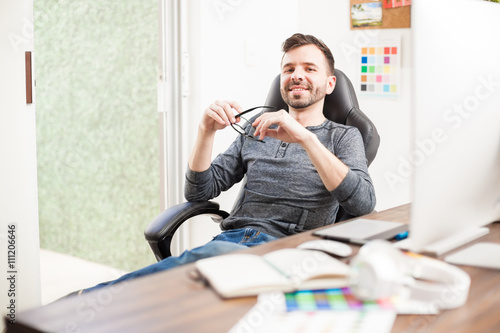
[231,106,278,142]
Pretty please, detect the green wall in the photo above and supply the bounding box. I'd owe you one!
[35,1,160,271]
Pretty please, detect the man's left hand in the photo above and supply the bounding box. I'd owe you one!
[252,110,314,144]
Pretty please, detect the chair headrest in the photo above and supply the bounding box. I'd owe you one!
[264,69,380,166]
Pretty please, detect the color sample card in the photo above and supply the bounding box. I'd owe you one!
[359,38,401,98]
[229,290,397,333]
[285,288,393,312]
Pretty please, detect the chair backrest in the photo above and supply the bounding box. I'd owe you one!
[264,69,380,166]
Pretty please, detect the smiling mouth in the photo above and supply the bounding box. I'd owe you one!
[289,86,308,92]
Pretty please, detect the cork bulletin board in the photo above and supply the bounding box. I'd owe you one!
[350,0,411,30]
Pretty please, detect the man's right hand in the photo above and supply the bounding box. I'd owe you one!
[189,100,242,172]
[200,100,242,133]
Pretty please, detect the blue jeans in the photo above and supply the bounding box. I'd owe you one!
[83,228,276,293]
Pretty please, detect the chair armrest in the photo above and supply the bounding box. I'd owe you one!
[144,201,230,261]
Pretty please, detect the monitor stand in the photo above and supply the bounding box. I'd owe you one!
[394,227,490,256]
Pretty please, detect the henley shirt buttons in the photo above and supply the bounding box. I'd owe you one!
[276,142,289,158]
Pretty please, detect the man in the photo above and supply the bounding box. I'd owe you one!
[79,33,375,294]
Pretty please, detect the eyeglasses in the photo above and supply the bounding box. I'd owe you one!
[231,106,279,143]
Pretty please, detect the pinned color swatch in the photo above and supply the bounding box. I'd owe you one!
[359,41,400,98]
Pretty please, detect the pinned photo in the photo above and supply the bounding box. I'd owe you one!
[351,2,383,28]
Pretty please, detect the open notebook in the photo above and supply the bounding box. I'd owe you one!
[195,248,349,298]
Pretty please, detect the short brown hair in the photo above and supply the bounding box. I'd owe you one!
[281,33,335,75]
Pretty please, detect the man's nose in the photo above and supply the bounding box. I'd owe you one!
[291,69,305,81]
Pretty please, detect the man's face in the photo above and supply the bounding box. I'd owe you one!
[280,44,335,109]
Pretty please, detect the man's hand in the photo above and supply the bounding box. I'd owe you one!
[252,110,315,144]
[189,100,242,172]
[254,110,348,191]
[200,100,242,133]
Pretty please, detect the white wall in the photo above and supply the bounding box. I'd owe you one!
[0,0,41,330]
[181,0,412,250]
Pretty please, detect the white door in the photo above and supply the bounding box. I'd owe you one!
[0,0,41,330]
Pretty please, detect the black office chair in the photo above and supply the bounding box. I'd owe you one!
[144,69,380,261]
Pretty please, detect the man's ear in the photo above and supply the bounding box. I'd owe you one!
[326,75,336,95]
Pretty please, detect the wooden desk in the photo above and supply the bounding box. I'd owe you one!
[6,204,500,333]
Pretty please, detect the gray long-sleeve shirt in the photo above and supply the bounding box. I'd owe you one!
[184,119,376,238]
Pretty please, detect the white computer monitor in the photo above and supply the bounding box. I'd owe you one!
[402,0,500,255]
